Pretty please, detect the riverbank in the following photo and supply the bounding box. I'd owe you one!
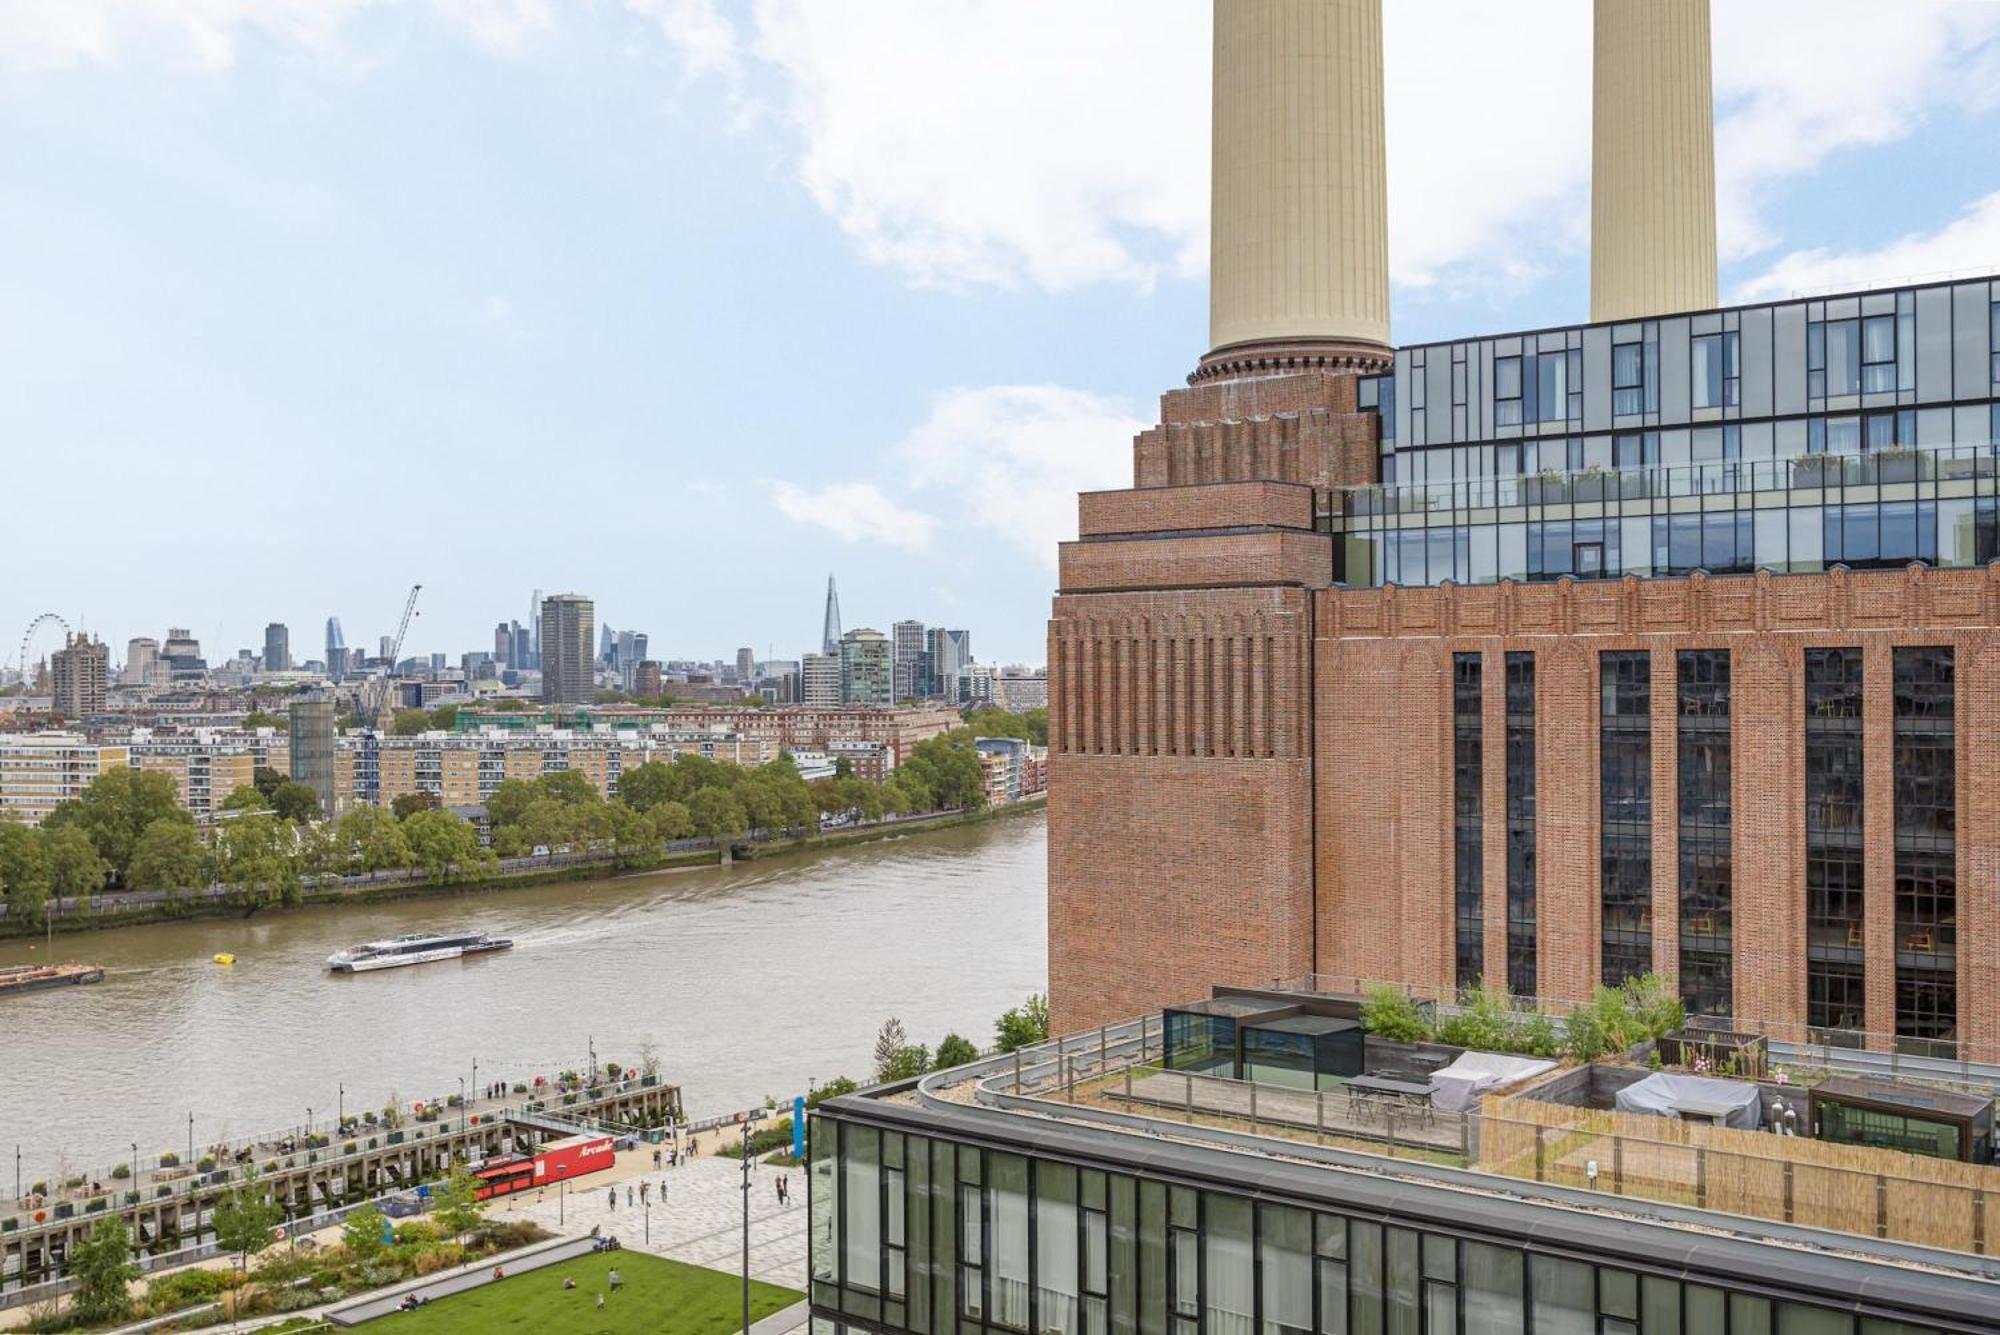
[0,795,1046,941]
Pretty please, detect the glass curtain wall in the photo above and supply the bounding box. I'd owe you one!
[1677,651,1733,1017]
[1892,648,1957,1049]
[809,1114,1960,1335]
[1600,653,1653,987]
[1804,649,1866,1036]
[1505,654,1537,998]
[1454,653,1485,992]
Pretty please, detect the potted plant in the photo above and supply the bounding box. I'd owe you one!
[159,1152,180,1169]
[1876,443,1919,483]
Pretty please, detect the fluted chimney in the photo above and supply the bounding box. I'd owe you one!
[1199,0,1390,381]
[1590,0,1717,322]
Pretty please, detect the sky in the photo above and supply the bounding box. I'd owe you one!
[4,2,2000,671]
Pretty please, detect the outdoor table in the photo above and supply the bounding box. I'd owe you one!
[1346,1075,1434,1125]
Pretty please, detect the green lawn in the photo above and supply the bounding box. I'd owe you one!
[377,1251,801,1335]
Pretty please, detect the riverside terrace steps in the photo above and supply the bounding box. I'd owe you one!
[0,1077,679,1297]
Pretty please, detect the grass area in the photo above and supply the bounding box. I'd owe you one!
[376,1252,800,1335]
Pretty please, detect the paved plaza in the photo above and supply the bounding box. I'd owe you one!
[487,1144,810,1292]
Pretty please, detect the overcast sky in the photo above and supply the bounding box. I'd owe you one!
[4,1,2000,669]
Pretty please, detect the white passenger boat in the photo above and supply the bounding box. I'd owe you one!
[326,931,513,973]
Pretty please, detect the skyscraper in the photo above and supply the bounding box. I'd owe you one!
[891,620,926,701]
[821,574,842,656]
[927,627,970,698]
[529,588,543,669]
[263,623,290,672]
[123,637,158,687]
[540,594,595,706]
[325,617,346,682]
[289,693,337,817]
[839,628,893,706]
[494,621,514,669]
[50,633,108,718]
[735,647,755,683]
[801,652,841,707]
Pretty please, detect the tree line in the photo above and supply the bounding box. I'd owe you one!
[0,726,1003,918]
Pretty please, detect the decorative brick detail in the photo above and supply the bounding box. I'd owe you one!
[1132,370,1378,490]
[1078,481,1315,537]
[1058,531,1332,595]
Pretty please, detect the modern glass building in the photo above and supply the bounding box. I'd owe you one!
[1337,279,2000,588]
[809,1042,2000,1335]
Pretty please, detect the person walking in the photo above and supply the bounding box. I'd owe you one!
[607,1186,616,1211]
[626,1184,635,1207]
[640,1181,649,1205]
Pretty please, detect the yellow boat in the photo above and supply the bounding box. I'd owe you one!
[212,953,236,966]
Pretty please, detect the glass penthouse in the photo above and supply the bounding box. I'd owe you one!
[1338,278,2000,587]
[807,1032,2000,1335]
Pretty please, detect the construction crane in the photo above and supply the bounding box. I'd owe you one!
[358,584,422,729]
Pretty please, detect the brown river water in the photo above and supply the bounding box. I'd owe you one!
[0,812,1046,1182]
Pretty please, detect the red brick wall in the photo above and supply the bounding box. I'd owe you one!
[1058,531,1332,595]
[1078,481,1314,536]
[1315,567,2000,1056]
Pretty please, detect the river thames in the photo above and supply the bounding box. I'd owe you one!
[0,812,1046,1180]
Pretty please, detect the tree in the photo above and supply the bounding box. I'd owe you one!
[252,766,287,799]
[872,1017,910,1082]
[43,824,107,907]
[615,761,676,813]
[833,755,854,780]
[334,806,412,874]
[212,1188,282,1283]
[536,769,598,807]
[805,1075,859,1109]
[0,823,51,920]
[484,778,539,830]
[127,819,204,897]
[221,785,271,813]
[269,782,322,824]
[884,1044,930,1081]
[432,1162,486,1242]
[68,1217,139,1324]
[242,710,289,733]
[44,768,189,878]
[902,733,985,812]
[390,710,433,737]
[342,1201,388,1262]
[391,791,441,821]
[213,816,302,908]
[994,994,1050,1053]
[934,1033,979,1069]
[688,788,747,840]
[402,809,495,885]
[647,800,693,842]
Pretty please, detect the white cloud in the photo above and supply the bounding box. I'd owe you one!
[1712,2,2000,259]
[898,385,1143,570]
[770,481,937,554]
[750,0,1208,293]
[430,0,551,52]
[1737,190,2000,301]
[627,0,738,79]
[0,0,379,71]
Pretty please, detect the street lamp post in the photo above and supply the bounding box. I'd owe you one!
[131,1143,138,1200]
[739,1112,753,1335]
[458,1078,466,1134]
[187,1114,194,1172]
[338,1083,345,1129]
[472,1058,479,1116]
[14,1145,19,1203]
[306,1108,313,1143]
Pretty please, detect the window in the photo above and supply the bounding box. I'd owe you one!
[1992,300,2000,385]
[1862,314,1897,393]
[1259,1206,1311,1335]
[1495,356,1522,427]
[1453,654,1484,992]
[1600,652,1652,988]
[1811,318,1861,397]
[1805,649,1865,1036]
[1893,647,1956,1048]
[1692,331,1740,408]
[1505,654,1537,998]
[1613,341,1645,415]
[1038,1164,1079,1335]
[1678,650,1732,1017]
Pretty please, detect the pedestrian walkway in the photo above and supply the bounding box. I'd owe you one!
[487,1146,808,1289]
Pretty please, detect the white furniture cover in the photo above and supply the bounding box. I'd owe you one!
[1427,1051,1559,1112]
[1612,1072,1761,1129]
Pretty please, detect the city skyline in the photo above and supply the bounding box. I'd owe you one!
[6,4,2000,668]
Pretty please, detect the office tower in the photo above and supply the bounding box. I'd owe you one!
[161,627,206,682]
[1591,0,1716,321]
[540,594,595,706]
[634,661,662,698]
[600,623,616,664]
[821,574,842,655]
[927,627,970,698]
[289,694,337,817]
[494,621,514,669]
[377,635,394,663]
[529,588,543,669]
[838,628,893,706]
[263,623,290,672]
[513,624,531,670]
[49,633,108,718]
[123,637,158,687]
[325,617,346,682]
[891,619,926,700]
[736,646,755,683]
[801,652,841,707]
[429,652,445,672]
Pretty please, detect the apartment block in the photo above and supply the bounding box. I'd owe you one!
[0,735,130,825]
